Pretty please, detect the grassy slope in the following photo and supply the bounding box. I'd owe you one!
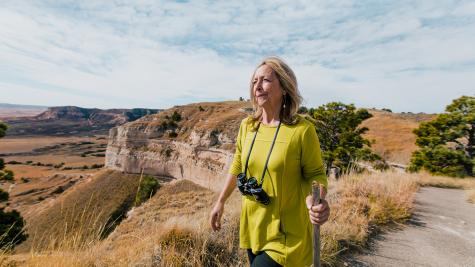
[362,110,436,165]
[15,169,142,253]
[12,171,422,267]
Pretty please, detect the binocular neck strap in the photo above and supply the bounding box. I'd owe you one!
[260,121,282,185]
[242,121,282,185]
[243,122,260,177]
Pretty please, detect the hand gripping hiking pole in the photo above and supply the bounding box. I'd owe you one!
[312,182,321,267]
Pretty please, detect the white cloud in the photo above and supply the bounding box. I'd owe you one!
[0,1,474,113]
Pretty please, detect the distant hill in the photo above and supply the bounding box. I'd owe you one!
[0,103,48,118]
[2,106,162,136]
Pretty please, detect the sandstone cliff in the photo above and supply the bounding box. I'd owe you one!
[105,101,251,191]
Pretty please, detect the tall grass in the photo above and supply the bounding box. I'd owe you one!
[7,171,422,267]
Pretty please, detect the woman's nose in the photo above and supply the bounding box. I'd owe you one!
[255,80,263,90]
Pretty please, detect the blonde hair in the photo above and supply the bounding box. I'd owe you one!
[248,56,303,128]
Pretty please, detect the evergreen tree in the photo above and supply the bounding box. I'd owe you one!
[309,102,382,177]
[0,122,27,249]
[409,96,475,177]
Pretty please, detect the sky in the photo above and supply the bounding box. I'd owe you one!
[0,1,474,113]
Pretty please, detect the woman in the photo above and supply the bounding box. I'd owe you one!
[210,57,330,267]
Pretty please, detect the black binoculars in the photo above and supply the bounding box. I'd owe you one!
[237,173,270,205]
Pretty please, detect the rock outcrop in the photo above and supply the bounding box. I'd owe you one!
[105,101,251,191]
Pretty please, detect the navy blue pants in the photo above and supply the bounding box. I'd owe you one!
[247,249,282,267]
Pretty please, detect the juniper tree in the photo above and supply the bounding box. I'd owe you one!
[409,96,475,177]
[309,102,382,177]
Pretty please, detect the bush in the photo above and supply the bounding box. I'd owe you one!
[91,164,104,169]
[0,208,27,248]
[198,105,205,111]
[168,131,178,138]
[54,162,65,168]
[0,158,3,169]
[171,111,182,122]
[0,169,14,181]
[0,190,8,202]
[6,160,22,165]
[135,175,160,206]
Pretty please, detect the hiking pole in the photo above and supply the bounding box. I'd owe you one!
[312,182,321,267]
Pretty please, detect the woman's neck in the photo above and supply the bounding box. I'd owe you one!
[261,106,281,125]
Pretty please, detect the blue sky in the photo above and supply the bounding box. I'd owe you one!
[0,1,474,113]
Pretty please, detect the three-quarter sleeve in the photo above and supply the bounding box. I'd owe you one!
[300,125,328,189]
[229,119,245,176]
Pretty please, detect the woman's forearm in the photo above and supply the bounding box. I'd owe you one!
[217,173,237,204]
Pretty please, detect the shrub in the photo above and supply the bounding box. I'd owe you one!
[171,110,182,122]
[0,170,14,181]
[91,164,104,169]
[168,131,178,138]
[0,190,8,202]
[134,175,160,206]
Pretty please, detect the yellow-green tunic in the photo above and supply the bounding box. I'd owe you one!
[229,115,328,267]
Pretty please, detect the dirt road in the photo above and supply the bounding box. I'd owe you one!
[349,187,475,267]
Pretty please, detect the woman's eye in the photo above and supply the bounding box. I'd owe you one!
[264,79,271,82]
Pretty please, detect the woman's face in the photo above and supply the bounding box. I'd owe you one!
[252,65,283,110]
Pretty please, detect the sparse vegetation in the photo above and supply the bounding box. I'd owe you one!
[9,171,419,267]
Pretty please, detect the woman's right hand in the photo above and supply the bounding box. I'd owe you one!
[210,201,224,231]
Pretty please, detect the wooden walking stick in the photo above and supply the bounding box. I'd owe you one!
[312,182,321,267]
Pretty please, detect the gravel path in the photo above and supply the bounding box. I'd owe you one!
[348,187,475,267]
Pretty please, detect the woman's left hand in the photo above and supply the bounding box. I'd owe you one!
[306,195,330,225]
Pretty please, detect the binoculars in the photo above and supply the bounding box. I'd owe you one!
[237,173,270,205]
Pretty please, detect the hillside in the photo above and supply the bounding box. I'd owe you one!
[362,109,437,165]
[2,106,162,136]
[14,169,143,252]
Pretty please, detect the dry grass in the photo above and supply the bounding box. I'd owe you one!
[5,171,423,267]
[14,169,142,253]
[414,171,475,203]
[362,110,436,164]
[320,171,419,265]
